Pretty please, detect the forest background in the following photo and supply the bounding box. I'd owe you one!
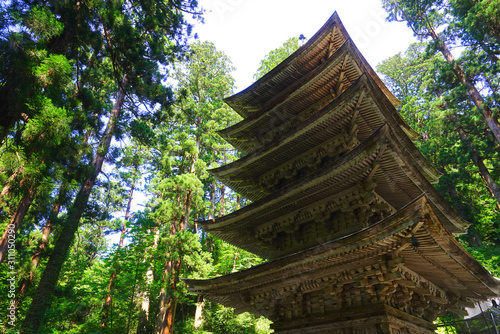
[0,0,499,333]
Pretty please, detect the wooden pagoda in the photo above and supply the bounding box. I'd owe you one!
[184,12,500,333]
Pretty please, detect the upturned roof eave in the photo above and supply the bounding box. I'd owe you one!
[360,74,469,233]
[212,74,443,206]
[361,72,441,183]
[219,39,416,153]
[186,194,431,289]
[223,12,404,122]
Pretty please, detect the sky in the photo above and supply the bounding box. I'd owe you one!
[191,0,418,91]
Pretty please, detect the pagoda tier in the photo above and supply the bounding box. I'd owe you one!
[186,11,500,334]
[200,123,467,260]
[211,70,439,200]
[186,196,500,333]
[219,38,408,156]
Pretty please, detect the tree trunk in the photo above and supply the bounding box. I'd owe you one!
[157,257,182,334]
[219,183,225,217]
[0,186,35,263]
[478,40,499,64]
[156,196,193,333]
[194,296,204,329]
[137,227,160,334]
[21,75,128,334]
[449,113,500,210]
[101,173,135,327]
[428,26,500,146]
[17,130,90,296]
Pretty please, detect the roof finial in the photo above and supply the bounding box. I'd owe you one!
[299,34,306,46]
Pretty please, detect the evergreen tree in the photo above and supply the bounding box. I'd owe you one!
[254,37,301,80]
[381,0,500,146]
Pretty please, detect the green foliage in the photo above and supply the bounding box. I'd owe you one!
[23,98,72,146]
[27,6,64,41]
[1,0,207,332]
[464,244,500,276]
[254,37,301,80]
[202,301,272,334]
[210,237,264,276]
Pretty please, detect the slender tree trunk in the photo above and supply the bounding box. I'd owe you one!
[21,75,128,334]
[427,26,500,146]
[0,186,35,263]
[101,172,136,327]
[157,178,196,333]
[156,217,184,334]
[157,248,184,334]
[449,113,500,210]
[478,40,499,64]
[194,296,205,329]
[137,226,160,334]
[210,180,216,216]
[219,183,225,217]
[17,130,90,296]
[218,153,226,217]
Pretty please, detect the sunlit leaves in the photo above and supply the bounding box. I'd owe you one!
[254,37,300,80]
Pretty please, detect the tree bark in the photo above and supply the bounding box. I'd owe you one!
[219,183,225,217]
[155,218,183,334]
[1,170,21,198]
[137,226,160,334]
[478,40,499,64]
[156,196,193,333]
[21,75,128,334]
[17,130,90,296]
[193,296,204,329]
[0,186,35,263]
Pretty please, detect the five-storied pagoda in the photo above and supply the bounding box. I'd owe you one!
[185,12,500,333]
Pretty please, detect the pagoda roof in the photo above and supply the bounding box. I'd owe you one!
[225,12,401,119]
[220,38,412,156]
[200,124,468,260]
[185,195,500,319]
[210,74,433,202]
